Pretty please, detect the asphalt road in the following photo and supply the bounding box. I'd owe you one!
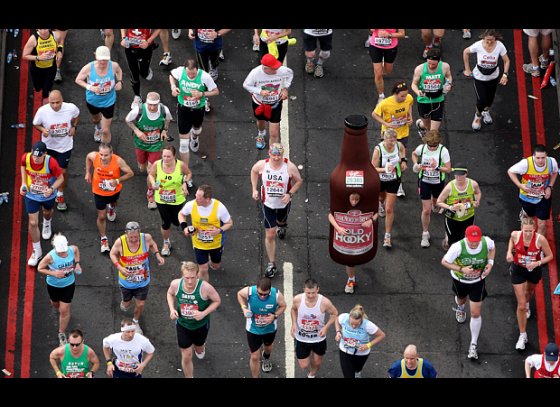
[1,29,560,379]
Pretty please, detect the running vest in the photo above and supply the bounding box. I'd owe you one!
[176,279,211,330]
[86,61,116,108]
[340,314,371,355]
[452,237,488,282]
[32,30,57,69]
[46,247,75,289]
[177,68,207,109]
[295,295,327,343]
[417,144,446,183]
[399,358,425,379]
[520,156,553,203]
[92,153,122,196]
[261,158,292,209]
[126,29,153,48]
[61,344,90,378]
[154,160,186,206]
[513,231,542,268]
[375,142,402,182]
[246,286,279,335]
[134,103,166,152]
[25,153,57,202]
[445,179,475,221]
[535,355,560,378]
[418,61,445,103]
[191,200,224,250]
[118,233,150,289]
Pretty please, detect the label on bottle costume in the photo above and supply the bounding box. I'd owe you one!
[333,210,374,255]
[346,171,364,188]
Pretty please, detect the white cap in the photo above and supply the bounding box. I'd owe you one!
[53,235,69,253]
[95,46,111,60]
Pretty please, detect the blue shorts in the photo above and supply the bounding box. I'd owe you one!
[47,148,72,170]
[194,246,223,266]
[520,197,552,221]
[25,195,56,214]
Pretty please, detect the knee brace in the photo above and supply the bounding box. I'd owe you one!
[180,138,190,154]
[319,50,331,61]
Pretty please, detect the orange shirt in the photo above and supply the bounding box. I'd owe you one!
[92,153,122,196]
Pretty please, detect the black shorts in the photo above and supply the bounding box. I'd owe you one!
[261,202,291,229]
[302,32,333,52]
[176,320,210,349]
[252,100,283,124]
[295,339,327,360]
[418,179,445,200]
[380,179,401,194]
[369,45,398,64]
[247,331,277,354]
[520,197,552,221]
[445,216,475,247]
[47,282,75,304]
[452,278,488,303]
[510,262,543,285]
[94,192,120,211]
[156,202,184,230]
[47,148,72,170]
[119,284,150,302]
[417,100,445,122]
[176,104,205,135]
[86,101,115,120]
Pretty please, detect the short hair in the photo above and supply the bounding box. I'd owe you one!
[198,185,214,200]
[257,277,272,292]
[423,130,442,146]
[99,142,113,153]
[304,279,318,290]
[121,317,135,328]
[181,261,199,275]
[69,329,84,340]
[533,144,548,155]
[185,59,198,70]
[391,81,408,95]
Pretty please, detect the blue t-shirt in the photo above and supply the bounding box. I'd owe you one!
[193,29,223,53]
[46,247,75,288]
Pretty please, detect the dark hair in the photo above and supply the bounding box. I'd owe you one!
[391,82,408,95]
[479,29,503,41]
[533,144,548,155]
[257,277,272,291]
[198,185,214,199]
[304,279,318,290]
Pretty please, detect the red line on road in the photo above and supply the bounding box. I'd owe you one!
[5,29,31,378]
[513,29,560,351]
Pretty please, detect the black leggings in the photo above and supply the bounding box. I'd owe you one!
[29,63,57,99]
[473,77,499,113]
[339,350,370,379]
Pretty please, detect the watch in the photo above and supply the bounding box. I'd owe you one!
[288,192,294,199]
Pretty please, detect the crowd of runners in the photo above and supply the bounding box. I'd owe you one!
[14,29,560,378]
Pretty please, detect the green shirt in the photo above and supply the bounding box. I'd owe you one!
[418,61,445,104]
[176,279,211,330]
[134,103,166,152]
[445,179,475,221]
[453,238,488,282]
[61,344,90,378]
[177,68,207,109]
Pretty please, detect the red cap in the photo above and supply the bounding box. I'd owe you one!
[465,225,482,242]
[261,54,282,70]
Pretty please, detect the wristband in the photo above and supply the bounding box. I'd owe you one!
[180,222,188,231]
[487,260,494,266]
[367,343,372,349]
[56,371,62,376]
[114,262,120,268]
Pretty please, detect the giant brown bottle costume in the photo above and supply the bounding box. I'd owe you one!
[329,115,380,266]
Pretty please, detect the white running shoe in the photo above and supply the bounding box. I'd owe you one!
[42,222,52,240]
[101,238,110,253]
[421,232,430,248]
[468,344,478,360]
[397,184,405,197]
[482,110,493,124]
[190,136,200,153]
[28,249,42,267]
[516,333,528,350]
[472,113,482,131]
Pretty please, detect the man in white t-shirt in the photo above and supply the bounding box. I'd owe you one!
[243,54,293,149]
[178,185,233,282]
[32,90,80,211]
[102,318,155,378]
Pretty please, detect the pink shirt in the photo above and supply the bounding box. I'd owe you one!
[370,29,398,49]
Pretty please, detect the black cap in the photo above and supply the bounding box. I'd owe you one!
[545,343,559,361]
[32,141,47,157]
[345,115,369,131]
[452,163,468,176]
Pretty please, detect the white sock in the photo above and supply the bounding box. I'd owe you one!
[470,316,482,346]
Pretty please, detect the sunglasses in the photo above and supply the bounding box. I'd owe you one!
[69,342,83,347]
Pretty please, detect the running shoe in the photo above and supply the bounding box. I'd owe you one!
[256,137,266,150]
[190,136,200,153]
[516,333,528,350]
[58,332,68,347]
[147,191,157,210]
[482,110,493,125]
[172,29,181,40]
[101,238,110,253]
[397,184,405,197]
[314,64,324,78]
[261,349,273,373]
[421,232,430,248]
[276,225,287,240]
[453,298,467,324]
[523,63,540,77]
[345,280,356,294]
[107,206,116,222]
[42,222,52,240]
[162,242,171,256]
[468,344,478,360]
[159,52,172,66]
[265,262,277,278]
[57,195,67,211]
[28,249,42,267]
[383,233,392,248]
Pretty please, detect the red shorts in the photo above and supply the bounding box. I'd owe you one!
[135,147,161,165]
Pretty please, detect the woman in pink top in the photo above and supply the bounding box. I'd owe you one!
[368,29,406,106]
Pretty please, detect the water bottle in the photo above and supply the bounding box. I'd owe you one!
[12,124,25,129]
[443,79,451,95]
[7,51,12,64]
[550,77,557,87]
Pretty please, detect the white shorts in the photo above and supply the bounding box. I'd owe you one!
[523,29,554,37]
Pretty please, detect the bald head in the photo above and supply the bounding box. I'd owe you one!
[48,90,63,112]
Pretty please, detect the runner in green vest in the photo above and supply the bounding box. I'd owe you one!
[167,261,221,378]
[169,59,219,168]
[411,48,452,137]
[441,225,496,361]
[436,163,482,249]
[49,329,99,378]
[126,92,173,209]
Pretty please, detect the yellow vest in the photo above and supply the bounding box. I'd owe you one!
[191,200,223,250]
[520,156,552,200]
[400,358,424,378]
[35,31,57,69]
